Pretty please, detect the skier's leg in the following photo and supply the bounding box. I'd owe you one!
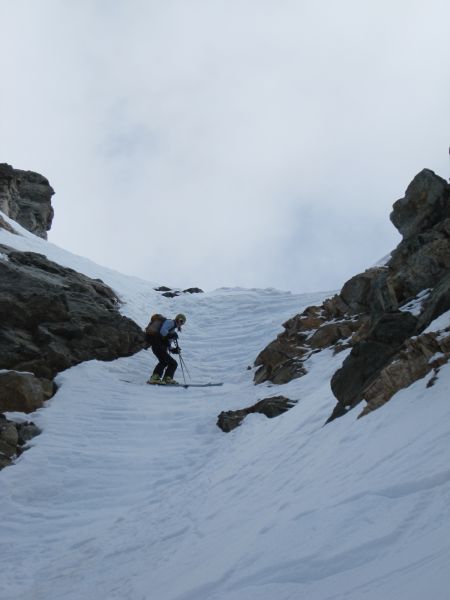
[151,339,170,377]
[164,356,178,379]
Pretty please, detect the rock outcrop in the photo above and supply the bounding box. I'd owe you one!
[154,286,204,298]
[390,169,450,239]
[0,414,41,469]
[0,164,150,469]
[359,325,450,417]
[0,163,54,239]
[217,396,297,432]
[254,169,450,421]
[0,245,146,381]
[0,371,54,413]
[0,214,17,235]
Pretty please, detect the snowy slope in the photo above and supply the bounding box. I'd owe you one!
[1,214,449,600]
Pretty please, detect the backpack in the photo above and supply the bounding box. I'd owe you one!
[145,314,166,339]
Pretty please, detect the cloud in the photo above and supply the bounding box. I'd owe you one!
[1,0,449,292]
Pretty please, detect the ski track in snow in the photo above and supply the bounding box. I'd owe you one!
[1,213,449,600]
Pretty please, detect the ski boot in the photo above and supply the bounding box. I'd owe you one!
[163,376,178,385]
[147,374,164,385]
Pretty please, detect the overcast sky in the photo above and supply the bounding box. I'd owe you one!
[1,0,449,293]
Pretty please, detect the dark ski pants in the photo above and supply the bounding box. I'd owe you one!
[151,338,177,379]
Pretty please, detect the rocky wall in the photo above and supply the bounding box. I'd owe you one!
[254,169,450,422]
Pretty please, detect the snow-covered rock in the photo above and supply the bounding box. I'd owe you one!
[0,243,146,382]
[0,163,55,239]
[254,169,450,424]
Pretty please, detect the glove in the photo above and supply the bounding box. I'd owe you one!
[170,346,181,354]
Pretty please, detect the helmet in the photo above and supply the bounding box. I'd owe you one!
[175,313,186,325]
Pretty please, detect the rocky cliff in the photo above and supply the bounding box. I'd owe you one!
[0,245,146,383]
[254,169,450,421]
[0,166,147,468]
[0,163,54,239]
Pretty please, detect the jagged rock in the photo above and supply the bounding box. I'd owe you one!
[0,371,54,413]
[340,267,399,316]
[0,438,16,459]
[254,308,326,384]
[388,231,450,301]
[0,214,17,234]
[390,169,450,240]
[0,455,12,468]
[0,245,146,379]
[155,286,203,296]
[417,273,450,332]
[217,396,297,432]
[17,421,41,444]
[359,328,450,417]
[0,414,41,470]
[217,409,248,432]
[254,339,308,385]
[328,311,418,420]
[253,307,360,384]
[322,295,350,319]
[386,171,450,301]
[0,419,19,447]
[263,359,307,385]
[0,417,20,467]
[254,169,450,423]
[0,163,55,239]
[309,322,354,350]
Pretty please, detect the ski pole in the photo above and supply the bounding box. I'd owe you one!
[175,341,189,385]
[178,354,187,386]
[179,352,191,381]
[178,346,192,381]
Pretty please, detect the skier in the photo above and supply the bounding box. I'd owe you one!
[147,313,186,385]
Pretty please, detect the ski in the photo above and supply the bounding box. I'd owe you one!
[120,379,223,388]
[148,382,223,388]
